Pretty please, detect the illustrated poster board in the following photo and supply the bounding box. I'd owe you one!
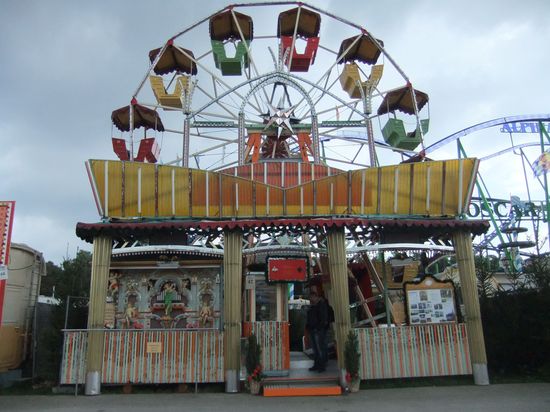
[404,276,458,325]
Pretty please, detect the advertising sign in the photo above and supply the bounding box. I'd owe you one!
[0,201,16,326]
[467,197,544,221]
[267,257,308,282]
[500,122,550,134]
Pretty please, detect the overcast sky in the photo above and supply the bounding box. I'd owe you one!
[1,0,549,264]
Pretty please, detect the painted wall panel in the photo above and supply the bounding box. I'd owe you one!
[86,159,478,220]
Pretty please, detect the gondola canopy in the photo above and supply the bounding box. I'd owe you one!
[338,34,383,65]
[210,9,253,41]
[111,100,165,132]
[277,7,321,38]
[377,86,429,116]
[149,43,198,75]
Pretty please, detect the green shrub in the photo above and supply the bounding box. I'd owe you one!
[245,334,263,382]
[344,330,360,380]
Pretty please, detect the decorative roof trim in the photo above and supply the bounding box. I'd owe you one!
[76,217,489,243]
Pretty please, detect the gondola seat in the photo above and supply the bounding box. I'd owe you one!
[340,63,383,99]
[112,138,130,161]
[135,138,160,163]
[149,75,188,109]
[382,118,421,151]
[211,40,250,76]
[280,36,319,72]
[407,119,430,138]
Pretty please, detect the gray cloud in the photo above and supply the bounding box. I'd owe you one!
[1,0,549,262]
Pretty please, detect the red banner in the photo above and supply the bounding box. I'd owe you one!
[267,257,308,282]
[0,201,16,326]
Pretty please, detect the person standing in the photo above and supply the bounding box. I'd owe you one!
[306,290,329,372]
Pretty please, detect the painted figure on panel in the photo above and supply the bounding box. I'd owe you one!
[199,297,214,327]
[164,281,176,317]
[125,301,138,328]
[107,273,120,301]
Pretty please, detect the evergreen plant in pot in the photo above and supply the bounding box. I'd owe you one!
[245,333,264,394]
[344,330,360,392]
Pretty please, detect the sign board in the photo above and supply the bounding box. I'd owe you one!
[0,201,15,326]
[0,265,7,281]
[467,197,544,221]
[146,341,162,353]
[245,275,255,290]
[267,257,308,283]
[0,202,15,265]
[404,276,458,325]
[500,122,550,134]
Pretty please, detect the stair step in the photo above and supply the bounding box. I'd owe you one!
[263,376,338,386]
[290,359,313,369]
[263,383,342,397]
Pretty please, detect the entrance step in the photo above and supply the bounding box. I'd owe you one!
[263,382,342,397]
[262,363,341,397]
[289,351,314,369]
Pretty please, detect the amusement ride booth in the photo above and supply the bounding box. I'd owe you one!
[61,2,490,396]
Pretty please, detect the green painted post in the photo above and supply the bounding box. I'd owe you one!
[538,121,550,246]
[457,141,514,268]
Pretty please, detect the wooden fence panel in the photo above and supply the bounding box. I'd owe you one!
[356,324,471,379]
[60,330,224,384]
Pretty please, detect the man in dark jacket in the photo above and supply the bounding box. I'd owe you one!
[306,291,329,372]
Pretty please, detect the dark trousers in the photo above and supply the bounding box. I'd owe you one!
[310,328,328,369]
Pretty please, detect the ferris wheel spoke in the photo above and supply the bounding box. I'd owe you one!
[229,8,272,107]
[297,34,364,117]
[190,138,237,158]
[312,73,340,108]
[195,84,240,120]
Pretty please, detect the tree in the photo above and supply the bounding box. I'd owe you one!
[523,254,550,291]
[35,250,92,381]
[475,253,496,299]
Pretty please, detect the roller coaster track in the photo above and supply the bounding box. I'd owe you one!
[424,114,550,154]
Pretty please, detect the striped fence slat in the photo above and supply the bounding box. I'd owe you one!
[242,321,289,372]
[356,323,471,380]
[60,330,224,385]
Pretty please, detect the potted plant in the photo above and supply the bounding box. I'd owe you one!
[245,333,264,394]
[344,330,361,392]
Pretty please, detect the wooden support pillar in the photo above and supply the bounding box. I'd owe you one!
[223,229,243,392]
[452,230,489,385]
[326,227,351,386]
[85,235,111,395]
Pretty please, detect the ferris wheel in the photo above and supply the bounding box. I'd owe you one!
[109,2,430,173]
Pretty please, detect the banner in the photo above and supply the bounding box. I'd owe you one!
[0,201,16,326]
[532,151,550,177]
